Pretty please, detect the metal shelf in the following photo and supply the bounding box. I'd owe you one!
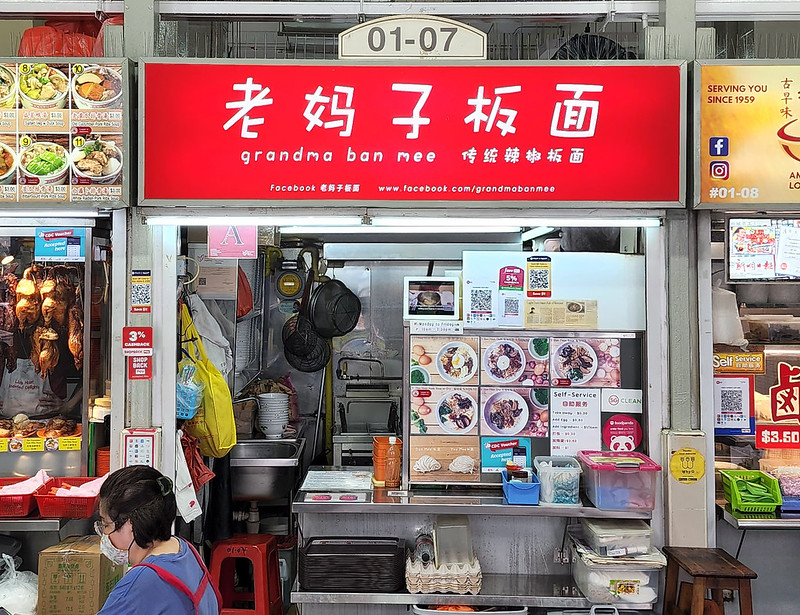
[295,487,652,518]
[722,507,800,530]
[0,517,65,532]
[0,1,123,18]
[292,573,653,608]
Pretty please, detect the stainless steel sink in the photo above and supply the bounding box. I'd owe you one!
[230,439,305,502]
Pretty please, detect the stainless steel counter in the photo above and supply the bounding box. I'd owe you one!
[294,487,652,518]
[292,573,654,609]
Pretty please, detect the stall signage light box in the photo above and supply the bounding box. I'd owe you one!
[697,63,800,207]
[142,61,683,204]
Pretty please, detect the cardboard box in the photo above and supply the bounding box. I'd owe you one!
[38,535,124,615]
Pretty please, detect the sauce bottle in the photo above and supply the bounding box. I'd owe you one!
[385,436,402,488]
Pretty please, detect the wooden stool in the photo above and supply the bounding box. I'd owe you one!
[663,546,757,615]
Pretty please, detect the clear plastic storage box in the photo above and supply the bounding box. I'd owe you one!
[577,451,661,511]
[571,543,661,605]
[579,518,653,557]
[535,456,581,505]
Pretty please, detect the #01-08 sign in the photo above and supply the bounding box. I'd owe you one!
[698,63,800,206]
[142,62,683,203]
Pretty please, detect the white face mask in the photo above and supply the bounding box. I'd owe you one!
[100,532,130,567]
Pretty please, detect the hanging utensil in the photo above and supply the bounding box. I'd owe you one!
[307,278,361,339]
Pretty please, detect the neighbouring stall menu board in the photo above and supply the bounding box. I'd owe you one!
[408,334,644,484]
[0,60,125,203]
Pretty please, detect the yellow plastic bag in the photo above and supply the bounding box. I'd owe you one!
[180,304,236,458]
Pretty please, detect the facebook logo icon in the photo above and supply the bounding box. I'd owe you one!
[710,137,729,156]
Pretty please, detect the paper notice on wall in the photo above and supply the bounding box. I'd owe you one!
[524,300,598,329]
[550,388,601,455]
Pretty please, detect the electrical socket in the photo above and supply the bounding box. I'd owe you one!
[554,548,563,563]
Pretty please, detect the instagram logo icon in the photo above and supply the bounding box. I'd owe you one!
[710,161,729,180]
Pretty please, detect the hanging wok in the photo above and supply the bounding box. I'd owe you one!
[307,279,361,339]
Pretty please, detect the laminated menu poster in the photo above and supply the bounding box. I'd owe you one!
[0,60,125,203]
[480,337,549,387]
[409,335,479,386]
[550,388,602,455]
[409,386,479,436]
[480,387,549,439]
[549,337,621,388]
[409,435,480,483]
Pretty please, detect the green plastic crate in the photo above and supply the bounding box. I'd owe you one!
[720,470,782,514]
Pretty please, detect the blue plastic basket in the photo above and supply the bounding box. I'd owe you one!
[176,382,203,420]
[502,470,540,505]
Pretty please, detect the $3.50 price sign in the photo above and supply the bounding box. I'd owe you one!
[122,326,153,356]
[757,424,800,449]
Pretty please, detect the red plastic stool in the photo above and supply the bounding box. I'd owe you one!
[210,534,283,615]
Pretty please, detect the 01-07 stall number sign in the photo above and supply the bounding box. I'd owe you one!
[143,62,683,204]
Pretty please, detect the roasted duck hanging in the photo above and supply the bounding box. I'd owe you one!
[15,267,41,331]
[32,326,59,378]
[67,301,83,371]
[40,266,74,328]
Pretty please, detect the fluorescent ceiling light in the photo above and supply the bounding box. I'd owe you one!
[375,217,660,228]
[0,209,101,218]
[280,225,521,235]
[144,215,363,227]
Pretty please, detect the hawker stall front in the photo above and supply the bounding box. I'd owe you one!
[0,56,129,581]
[696,61,800,613]
[138,45,690,613]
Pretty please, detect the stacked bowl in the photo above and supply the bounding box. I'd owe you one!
[257,393,289,439]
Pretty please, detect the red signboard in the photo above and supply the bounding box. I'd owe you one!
[122,326,153,356]
[143,62,683,203]
[128,355,153,380]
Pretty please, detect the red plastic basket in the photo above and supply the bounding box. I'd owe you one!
[0,477,53,518]
[34,477,100,518]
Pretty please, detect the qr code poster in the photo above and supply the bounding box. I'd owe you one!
[713,375,754,435]
[526,256,551,298]
[130,270,152,314]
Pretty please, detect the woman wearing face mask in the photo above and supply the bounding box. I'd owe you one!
[95,465,221,615]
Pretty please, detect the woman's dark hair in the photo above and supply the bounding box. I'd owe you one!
[99,465,176,548]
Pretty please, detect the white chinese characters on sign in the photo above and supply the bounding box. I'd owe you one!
[550,84,603,138]
[223,78,274,139]
[465,85,522,136]
[392,83,433,139]
[304,85,356,137]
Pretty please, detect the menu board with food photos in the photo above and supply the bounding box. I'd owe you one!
[407,331,645,485]
[0,59,127,203]
[0,415,82,453]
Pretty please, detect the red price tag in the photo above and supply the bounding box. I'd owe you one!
[128,356,153,380]
[756,424,800,449]
[122,326,153,356]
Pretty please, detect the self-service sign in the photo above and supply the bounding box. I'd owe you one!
[128,356,153,380]
[122,326,153,356]
[143,61,684,204]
